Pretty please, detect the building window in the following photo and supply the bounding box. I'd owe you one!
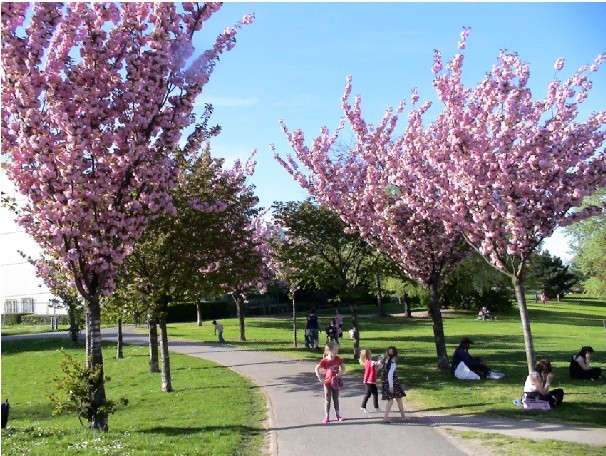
[4,299,18,314]
[21,297,35,313]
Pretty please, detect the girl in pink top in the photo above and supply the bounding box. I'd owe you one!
[359,349,382,412]
[315,341,346,423]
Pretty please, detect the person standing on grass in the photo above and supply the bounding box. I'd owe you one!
[335,308,344,338]
[359,349,382,413]
[570,346,602,380]
[381,346,406,422]
[212,320,224,342]
[315,341,346,423]
[326,318,339,344]
[307,309,320,349]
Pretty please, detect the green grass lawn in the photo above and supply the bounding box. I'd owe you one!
[455,431,606,455]
[1,324,71,336]
[161,295,606,428]
[1,339,266,455]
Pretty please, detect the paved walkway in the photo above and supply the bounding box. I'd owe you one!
[4,329,606,454]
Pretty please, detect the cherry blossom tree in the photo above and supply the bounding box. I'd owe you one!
[1,2,253,429]
[274,84,469,370]
[420,30,606,372]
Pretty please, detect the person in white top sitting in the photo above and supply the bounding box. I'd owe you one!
[523,359,564,408]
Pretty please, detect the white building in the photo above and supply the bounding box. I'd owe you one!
[1,168,66,315]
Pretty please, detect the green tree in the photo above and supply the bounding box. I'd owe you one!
[566,189,606,298]
[527,251,579,299]
[272,199,384,357]
[117,148,260,391]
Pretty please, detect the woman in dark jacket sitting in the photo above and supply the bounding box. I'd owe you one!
[570,346,602,380]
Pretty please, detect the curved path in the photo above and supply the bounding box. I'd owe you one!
[4,329,606,454]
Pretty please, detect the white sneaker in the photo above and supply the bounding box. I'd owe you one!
[488,372,504,380]
[360,407,368,413]
[374,408,381,412]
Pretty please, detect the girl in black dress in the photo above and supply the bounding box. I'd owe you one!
[381,346,406,422]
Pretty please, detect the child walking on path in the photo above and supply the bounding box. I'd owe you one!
[359,349,382,413]
[382,346,406,423]
[315,341,346,423]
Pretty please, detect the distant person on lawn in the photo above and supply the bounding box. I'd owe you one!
[570,346,602,380]
[212,320,224,343]
[306,309,320,349]
[335,308,344,338]
[326,318,339,344]
[523,359,564,408]
[451,337,503,380]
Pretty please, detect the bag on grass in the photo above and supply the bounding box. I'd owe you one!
[454,362,481,380]
[522,397,551,410]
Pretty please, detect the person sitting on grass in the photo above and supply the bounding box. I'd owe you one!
[477,306,493,320]
[570,346,602,380]
[523,359,564,408]
[451,337,503,379]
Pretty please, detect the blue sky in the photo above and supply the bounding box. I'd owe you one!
[192,2,606,260]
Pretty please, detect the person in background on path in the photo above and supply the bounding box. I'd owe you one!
[315,341,346,423]
[381,346,406,422]
[133,311,141,327]
[335,308,344,338]
[326,318,339,344]
[570,346,602,380]
[212,320,224,343]
[534,291,539,302]
[307,309,320,349]
[523,359,564,407]
[359,348,382,413]
[540,292,548,304]
[451,337,504,379]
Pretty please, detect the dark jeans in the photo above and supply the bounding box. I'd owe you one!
[470,364,491,379]
[525,389,565,408]
[361,383,379,409]
[571,367,602,380]
[324,384,340,414]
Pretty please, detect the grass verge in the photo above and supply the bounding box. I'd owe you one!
[454,430,606,455]
[1,324,71,336]
[1,338,266,455]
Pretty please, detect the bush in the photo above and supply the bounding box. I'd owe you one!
[1,313,28,325]
[47,350,127,427]
[20,314,70,326]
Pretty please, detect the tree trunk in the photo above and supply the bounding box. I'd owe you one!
[66,298,80,344]
[235,296,246,341]
[85,307,93,362]
[116,318,124,359]
[428,281,450,371]
[375,274,386,317]
[402,292,412,318]
[348,299,360,359]
[513,276,536,373]
[292,293,297,347]
[84,298,108,431]
[196,302,203,327]
[158,314,173,392]
[148,314,160,373]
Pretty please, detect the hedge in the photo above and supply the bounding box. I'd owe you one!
[20,314,70,325]
[1,313,28,325]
